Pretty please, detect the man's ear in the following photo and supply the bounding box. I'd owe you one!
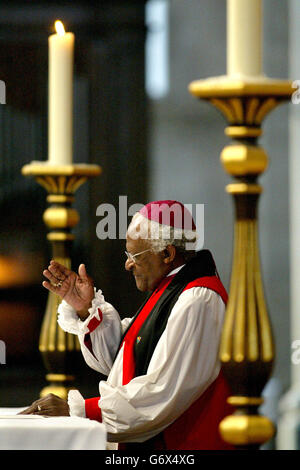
[163,245,176,264]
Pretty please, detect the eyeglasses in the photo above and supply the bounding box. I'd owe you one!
[125,249,151,264]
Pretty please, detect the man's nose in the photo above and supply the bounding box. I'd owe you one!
[125,258,134,271]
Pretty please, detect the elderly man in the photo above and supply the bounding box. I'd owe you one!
[21,200,234,450]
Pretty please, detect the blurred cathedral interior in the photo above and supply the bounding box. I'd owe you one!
[0,0,299,450]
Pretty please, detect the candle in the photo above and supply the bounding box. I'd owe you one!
[227,0,263,77]
[48,20,74,164]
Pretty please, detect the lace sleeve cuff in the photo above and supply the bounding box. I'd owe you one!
[57,289,108,335]
[68,389,86,418]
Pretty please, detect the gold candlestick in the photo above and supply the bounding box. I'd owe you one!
[22,162,101,399]
[189,76,294,448]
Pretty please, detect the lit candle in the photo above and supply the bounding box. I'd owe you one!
[227,0,263,77]
[48,20,74,164]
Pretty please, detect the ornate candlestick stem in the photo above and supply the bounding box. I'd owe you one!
[189,76,293,448]
[22,162,101,399]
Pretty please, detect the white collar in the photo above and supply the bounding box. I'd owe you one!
[167,264,185,277]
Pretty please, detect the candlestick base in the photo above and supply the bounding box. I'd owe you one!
[22,161,101,399]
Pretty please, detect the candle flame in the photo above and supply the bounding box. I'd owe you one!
[55,20,65,36]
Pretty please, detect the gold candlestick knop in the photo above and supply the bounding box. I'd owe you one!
[189,76,294,448]
[22,162,101,399]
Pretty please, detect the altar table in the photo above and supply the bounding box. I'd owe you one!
[0,408,107,450]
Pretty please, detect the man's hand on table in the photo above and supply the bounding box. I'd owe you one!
[18,393,70,417]
[42,260,95,321]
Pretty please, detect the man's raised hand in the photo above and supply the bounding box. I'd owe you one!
[42,260,95,320]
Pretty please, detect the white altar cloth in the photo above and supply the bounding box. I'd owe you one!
[0,408,107,450]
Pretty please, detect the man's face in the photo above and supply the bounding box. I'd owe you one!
[125,235,169,292]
